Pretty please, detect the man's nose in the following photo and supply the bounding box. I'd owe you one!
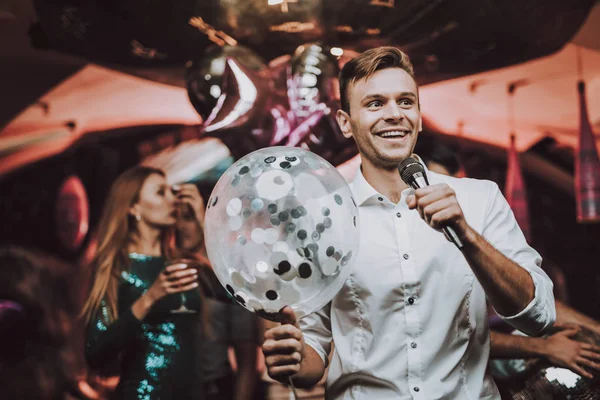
[383,102,404,121]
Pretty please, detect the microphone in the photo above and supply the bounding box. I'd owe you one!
[399,157,464,249]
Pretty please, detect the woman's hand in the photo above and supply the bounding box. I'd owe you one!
[146,263,199,303]
[132,263,199,321]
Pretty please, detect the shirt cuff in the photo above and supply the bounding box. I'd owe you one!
[494,269,556,336]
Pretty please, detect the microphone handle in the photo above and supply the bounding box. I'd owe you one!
[409,178,464,250]
[442,226,464,250]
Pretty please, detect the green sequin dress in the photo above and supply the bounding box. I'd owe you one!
[85,254,204,400]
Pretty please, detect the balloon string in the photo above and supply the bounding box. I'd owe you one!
[288,376,300,400]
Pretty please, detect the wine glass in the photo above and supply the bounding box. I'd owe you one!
[167,258,198,314]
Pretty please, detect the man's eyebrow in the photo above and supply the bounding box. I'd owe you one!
[361,92,416,100]
[360,94,385,103]
[401,92,417,98]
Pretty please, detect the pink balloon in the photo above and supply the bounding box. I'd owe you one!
[201,45,358,166]
[201,57,292,158]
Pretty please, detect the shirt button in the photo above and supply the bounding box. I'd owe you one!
[414,387,420,392]
[396,212,401,218]
[403,254,409,260]
[411,342,417,349]
[408,297,415,305]
[378,196,383,201]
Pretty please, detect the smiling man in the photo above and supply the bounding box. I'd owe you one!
[261,47,556,399]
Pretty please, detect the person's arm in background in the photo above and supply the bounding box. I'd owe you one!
[555,300,600,335]
[85,298,147,370]
[230,304,259,400]
[233,341,258,400]
[490,326,600,379]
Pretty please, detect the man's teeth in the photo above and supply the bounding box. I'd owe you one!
[379,130,408,138]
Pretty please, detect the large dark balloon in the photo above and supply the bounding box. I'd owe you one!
[186,45,267,120]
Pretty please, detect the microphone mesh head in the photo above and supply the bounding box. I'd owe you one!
[398,157,426,185]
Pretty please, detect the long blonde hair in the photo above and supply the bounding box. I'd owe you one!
[82,166,169,324]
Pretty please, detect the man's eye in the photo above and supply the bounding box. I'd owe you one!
[367,101,382,108]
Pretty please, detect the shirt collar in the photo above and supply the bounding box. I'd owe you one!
[351,154,433,206]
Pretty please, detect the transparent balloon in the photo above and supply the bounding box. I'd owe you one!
[204,147,359,321]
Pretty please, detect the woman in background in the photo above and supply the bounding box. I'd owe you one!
[82,166,208,399]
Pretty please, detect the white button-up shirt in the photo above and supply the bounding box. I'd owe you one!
[300,162,555,400]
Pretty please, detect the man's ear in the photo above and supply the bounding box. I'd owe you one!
[336,109,354,139]
[418,113,423,132]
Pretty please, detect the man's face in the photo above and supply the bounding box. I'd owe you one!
[337,68,422,170]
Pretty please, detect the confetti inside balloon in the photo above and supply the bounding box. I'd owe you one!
[204,146,359,321]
